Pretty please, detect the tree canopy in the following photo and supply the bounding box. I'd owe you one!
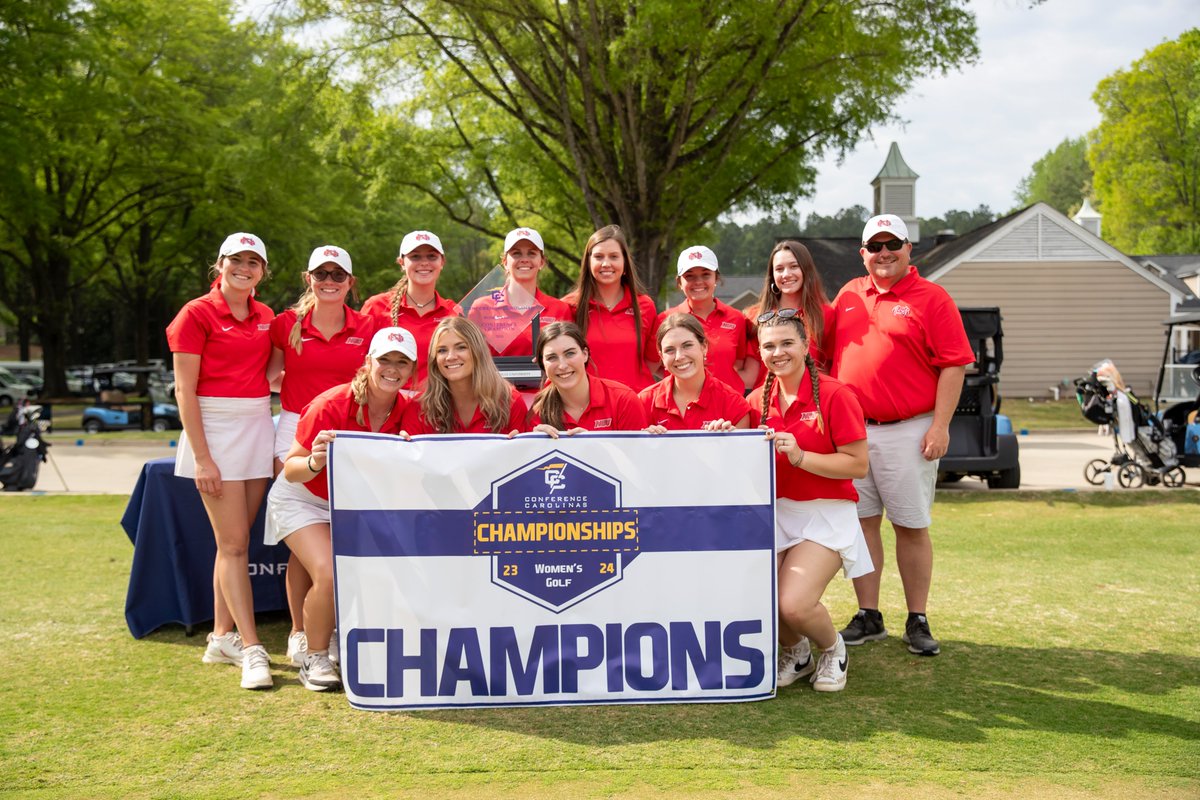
[1015,136,1092,217]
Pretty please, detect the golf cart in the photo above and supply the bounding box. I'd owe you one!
[1154,309,1200,474]
[938,307,1021,489]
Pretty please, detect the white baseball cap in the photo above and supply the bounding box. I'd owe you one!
[307,245,353,274]
[219,232,268,263]
[676,245,719,276]
[861,214,909,244]
[504,227,545,253]
[367,326,418,362]
[399,231,444,257]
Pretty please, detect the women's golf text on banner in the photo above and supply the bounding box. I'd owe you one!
[328,431,777,711]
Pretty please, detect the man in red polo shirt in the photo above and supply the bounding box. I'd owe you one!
[830,214,973,657]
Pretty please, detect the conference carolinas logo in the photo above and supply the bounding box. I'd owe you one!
[472,451,639,613]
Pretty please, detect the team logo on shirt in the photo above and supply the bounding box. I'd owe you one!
[257,323,271,331]
[721,321,737,330]
[624,309,634,316]
[346,337,364,346]
[594,418,613,429]
[472,451,638,612]
[892,305,911,317]
[798,411,818,422]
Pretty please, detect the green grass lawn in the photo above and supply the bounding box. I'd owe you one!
[2,493,1197,798]
[1001,398,1089,431]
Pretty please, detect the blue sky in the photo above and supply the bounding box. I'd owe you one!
[790,1,1195,222]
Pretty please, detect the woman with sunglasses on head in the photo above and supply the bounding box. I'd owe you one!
[266,245,374,669]
[167,232,277,690]
[749,307,872,693]
[265,326,419,692]
[640,313,751,433]
[746,241,835,383]
[530,321,648,437]
[400,317,528,436]
[656,246,757,393]
[361,230,462,385]
[562,225,659,391]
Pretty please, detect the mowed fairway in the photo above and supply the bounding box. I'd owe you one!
[1,493,1197,799]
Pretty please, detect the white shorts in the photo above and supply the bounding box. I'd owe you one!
[264,471,330,546]
[175,396,273,481]
[854,414,938,529]
[776,498,875,579]
[274,409,301,462]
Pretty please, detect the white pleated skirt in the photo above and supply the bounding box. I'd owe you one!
[175,396,274,481]
[776,498,875,579]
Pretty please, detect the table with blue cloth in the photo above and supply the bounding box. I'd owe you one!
[121,457,289,638]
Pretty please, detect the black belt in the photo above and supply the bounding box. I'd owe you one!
[865,417,906,426]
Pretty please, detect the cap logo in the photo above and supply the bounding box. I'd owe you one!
[877,220,891,227]
[689,251,704,260]
[388,332,406,343]
[240,236,256,245]
[416,233,430,241]
[323,248,339,257]
[518,229,532,236]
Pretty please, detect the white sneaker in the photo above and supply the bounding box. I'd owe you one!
[299,652,341,692]
[287,631,308,667]
[202,631,243,666]
[240,644,273,690]
[328,628,339,667]
[810,634,848,693]
[776,638,814,687]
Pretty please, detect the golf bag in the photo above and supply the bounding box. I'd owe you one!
[0,401,49,491]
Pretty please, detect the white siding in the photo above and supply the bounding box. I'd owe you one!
[975,214,1109,262]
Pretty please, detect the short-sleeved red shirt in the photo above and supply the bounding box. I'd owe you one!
[830,266,974,422]
[745,302,835,387]
[293,383,411,500]
[166,286,275,397]
[467,287,573,357]
[638,372,751,431]
[747,372,865,502]
[564,287,658,391]
[530,376,648,431]
[656,299,750,393]
[400,383,529,434]
[269,306,375,413]
[360,290,463,385]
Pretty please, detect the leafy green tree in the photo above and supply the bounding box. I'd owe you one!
[800,206,871,238]
[305,0,980,294]
[1089,29,1199,253]
[1015,137,1092,216]
[922,205,996,236]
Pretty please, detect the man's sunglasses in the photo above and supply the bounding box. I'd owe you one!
[863,239,907,254]
[757,308,802,324]
[310,269,350,283]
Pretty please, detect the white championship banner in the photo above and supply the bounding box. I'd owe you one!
[328,430,777,711]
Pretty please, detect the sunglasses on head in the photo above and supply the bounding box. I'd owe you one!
[757,308,802,324]
[863,238,907,254]
[310,268,350,283]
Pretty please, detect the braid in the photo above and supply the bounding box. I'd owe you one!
[388,274,408,326]
[287,288,318,355]
[349,366,370,427]
[805,353,823,435]
[759,371,776,428]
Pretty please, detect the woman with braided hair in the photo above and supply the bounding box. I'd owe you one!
[747,308,872,694]
[361,230,462,385]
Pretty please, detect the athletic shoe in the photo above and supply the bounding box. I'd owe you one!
[202,631,244,666]
[810,634,848,693]
[240,644,273,690]
[839,609,887,646]
[902,614,941,656]
[299,652,341,692]
[776,638,815,688]
[287,631,308,667]
[328,628,340,667]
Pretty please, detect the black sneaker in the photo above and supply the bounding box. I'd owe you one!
[839,609,887,646]
[902,614,941,656]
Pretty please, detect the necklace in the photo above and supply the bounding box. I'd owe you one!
[407,292,434,309]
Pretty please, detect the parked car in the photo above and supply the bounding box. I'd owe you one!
[0,367,38,407]
[82,402,181,433]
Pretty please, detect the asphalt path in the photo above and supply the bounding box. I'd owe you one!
[7,430,1195,497]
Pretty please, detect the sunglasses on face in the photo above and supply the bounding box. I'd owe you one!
[863,238,907,254]
[757,308,802,324]
[310,269,350,283]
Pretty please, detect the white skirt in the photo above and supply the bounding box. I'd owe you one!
[273,409,301,462]
[264,471,330,546]
[175,396,274,481]
[776,498,876,579]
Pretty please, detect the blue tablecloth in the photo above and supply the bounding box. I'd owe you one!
[121,457,289,638]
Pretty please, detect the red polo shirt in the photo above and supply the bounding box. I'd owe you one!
[830,266,974,422]
[468,288,573,357]
[564,287,658,391]
[656,299,750,392]
[745,302,835,387]
[293,383,411,500]
[166,286,275,397]
[530,376,648,431]
[360,290,463,385]
[747,372,865,502]
[269,306,376,413]
[638,372,751,431]
[400,384,529,434]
